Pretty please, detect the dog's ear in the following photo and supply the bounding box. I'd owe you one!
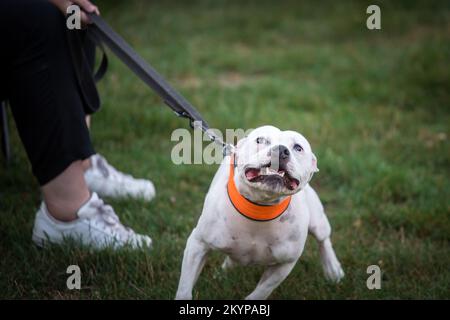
[311,153,319,173]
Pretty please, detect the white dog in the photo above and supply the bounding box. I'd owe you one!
[176,125,344,300]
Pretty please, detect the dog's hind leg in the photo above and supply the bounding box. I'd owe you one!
[245,262,296,300]
[175,229,209,300]
[305,185,344,282]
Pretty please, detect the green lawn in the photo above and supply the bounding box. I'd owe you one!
[0,0,449,299]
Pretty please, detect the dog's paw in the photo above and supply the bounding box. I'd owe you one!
[320,240,345,283]
[322,256,345,283]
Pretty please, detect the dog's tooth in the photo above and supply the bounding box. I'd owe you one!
[260,167,268,175]
[280,171,285,177]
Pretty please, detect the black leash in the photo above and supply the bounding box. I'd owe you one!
[87,13,234,154]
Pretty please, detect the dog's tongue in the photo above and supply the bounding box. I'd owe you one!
[245,169,260,180]
[289,179,299,190]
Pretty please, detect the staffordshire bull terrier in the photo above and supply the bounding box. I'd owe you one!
[176,125,344,299]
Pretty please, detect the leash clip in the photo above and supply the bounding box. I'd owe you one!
[193,121,235,157]
[222,143,235,157]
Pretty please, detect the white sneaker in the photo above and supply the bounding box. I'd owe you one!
[32,192,152,249]
[84,154,156,201]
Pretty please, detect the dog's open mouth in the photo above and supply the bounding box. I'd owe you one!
[245,163,299,190]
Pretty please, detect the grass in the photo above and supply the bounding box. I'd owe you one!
[0,0,449,299]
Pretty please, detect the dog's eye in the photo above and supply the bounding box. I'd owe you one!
[293,144,303,152]
[256,137,269,145]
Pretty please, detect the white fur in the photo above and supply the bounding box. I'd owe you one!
[176,126,344,300]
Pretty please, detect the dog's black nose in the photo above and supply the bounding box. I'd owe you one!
[272,145,290,160]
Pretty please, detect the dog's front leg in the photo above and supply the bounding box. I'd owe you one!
[310,216,344,282]
[175,230,209,300]
[306,186,344,282]
[245,262,296,300]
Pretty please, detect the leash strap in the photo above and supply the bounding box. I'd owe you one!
[91,38,108,83]
[87,13,234,154]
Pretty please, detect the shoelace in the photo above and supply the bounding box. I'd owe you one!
[83,198,136,242]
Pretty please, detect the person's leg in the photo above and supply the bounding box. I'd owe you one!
[81,157,92,172]
[41,161,90,222]
[3,0,93,221]
[1,0,152,249]
[0,0,94,221]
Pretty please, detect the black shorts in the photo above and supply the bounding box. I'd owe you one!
[0,0,96,185]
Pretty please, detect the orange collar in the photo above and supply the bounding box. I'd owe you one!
[227,155,291,221]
